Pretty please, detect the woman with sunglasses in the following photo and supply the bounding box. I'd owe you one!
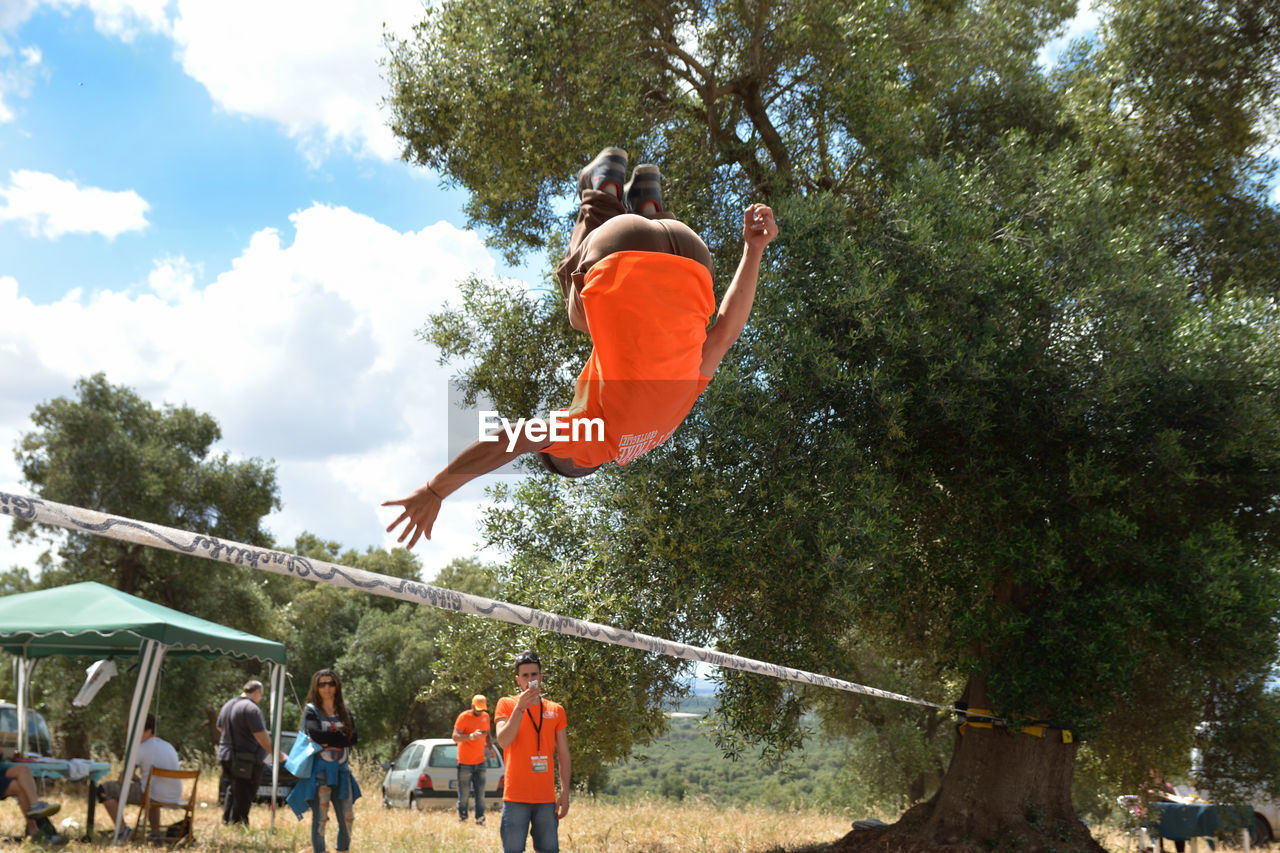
[290,669,361,853]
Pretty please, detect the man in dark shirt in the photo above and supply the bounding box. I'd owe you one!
[215,680,285,825]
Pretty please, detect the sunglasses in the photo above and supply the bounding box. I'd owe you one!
[318,680,337,687]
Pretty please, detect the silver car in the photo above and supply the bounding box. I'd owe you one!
[381,738,504,810]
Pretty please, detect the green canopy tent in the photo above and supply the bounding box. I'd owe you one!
[0,582,288,841]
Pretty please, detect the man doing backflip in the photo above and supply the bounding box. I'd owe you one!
[385,148,778,548]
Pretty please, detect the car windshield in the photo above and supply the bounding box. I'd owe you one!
[0,706,52,756]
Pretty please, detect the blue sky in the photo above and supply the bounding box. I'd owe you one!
[0,0,536,579]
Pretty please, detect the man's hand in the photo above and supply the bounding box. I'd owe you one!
[741,203,777,252]
[514,682,541,713]
[556,789,571,819]
[701,203,779,376]
[382,483,442,550]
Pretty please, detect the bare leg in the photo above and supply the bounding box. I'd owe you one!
[6,766,41,835]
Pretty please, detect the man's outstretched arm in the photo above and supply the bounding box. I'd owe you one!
[383,430,552,550]
[700,203,778,376]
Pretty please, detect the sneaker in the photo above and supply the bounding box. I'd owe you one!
[476,815,486,826]
[624,164,662,215]
[459,814,468,823]
[27,801,60,819]
[577,147,628,200]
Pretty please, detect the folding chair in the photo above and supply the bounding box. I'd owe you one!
[133,768,199,846]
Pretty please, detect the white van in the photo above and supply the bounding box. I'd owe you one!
[380,738,504,810]
[0,701,53,758]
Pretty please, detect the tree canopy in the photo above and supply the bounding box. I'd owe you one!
[8,373,281,756]
[5,375,489,763]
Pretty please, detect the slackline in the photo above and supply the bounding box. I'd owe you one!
[0,491,972,718]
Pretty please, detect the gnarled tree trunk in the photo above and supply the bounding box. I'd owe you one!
[835,678,1105,853]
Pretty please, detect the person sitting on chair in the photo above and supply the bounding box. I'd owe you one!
[1,762,60,839]
[100,714,180,836]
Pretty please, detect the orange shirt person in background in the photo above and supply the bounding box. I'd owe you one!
[494,651,569,853]
[452,695,495,826]
[385,147,778,549]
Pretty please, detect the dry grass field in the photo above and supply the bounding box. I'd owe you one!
[9,766,1259,852]
[14,763,851,852]
[24,797,852,852]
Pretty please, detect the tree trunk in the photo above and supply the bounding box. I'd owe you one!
[833,677,1105,853]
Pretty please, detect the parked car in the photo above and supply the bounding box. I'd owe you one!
[381,738,504,810]
[217,731,300,804]
[0,701,53,758]
[1248,803,1277,845]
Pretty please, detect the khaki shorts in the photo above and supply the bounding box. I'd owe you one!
[99,780,142,805]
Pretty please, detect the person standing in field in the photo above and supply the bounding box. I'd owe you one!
[452,693,496,825]
[286,669,361,853]
[494,651,570,853]
[216,679,286,826]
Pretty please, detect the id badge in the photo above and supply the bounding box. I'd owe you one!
[530,754,549,773]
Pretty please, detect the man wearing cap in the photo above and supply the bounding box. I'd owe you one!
[452,694,495,826]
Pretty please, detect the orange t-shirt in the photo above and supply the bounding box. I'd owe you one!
[454,710,490,765]
[494,696,567,804]
[543,251,714,468]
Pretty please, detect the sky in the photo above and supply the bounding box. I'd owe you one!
[0,0,542,582]
[0,1,1274,588]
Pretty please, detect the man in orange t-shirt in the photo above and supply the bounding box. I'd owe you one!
[452,694,495,825]
[494,650,569,853]
[385,148,778,549]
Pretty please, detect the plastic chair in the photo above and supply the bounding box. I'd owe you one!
[133,768,199,846]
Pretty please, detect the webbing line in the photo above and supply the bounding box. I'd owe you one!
[0,491,982,718]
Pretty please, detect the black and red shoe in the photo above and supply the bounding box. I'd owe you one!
[577,147,628,199]
[624,164,662,215]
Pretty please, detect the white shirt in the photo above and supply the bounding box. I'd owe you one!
[138,736,181,803]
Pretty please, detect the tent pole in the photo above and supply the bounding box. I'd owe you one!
[269,662,285,831]
[15,656,34,757]
[16,656,25,757]
[114,639,166,845]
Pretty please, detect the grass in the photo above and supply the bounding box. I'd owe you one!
[17,766,1263,852]
[18,764,852,852]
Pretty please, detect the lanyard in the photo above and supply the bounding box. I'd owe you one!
[524,701,544,753]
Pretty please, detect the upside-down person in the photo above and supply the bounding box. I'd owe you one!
[384,147,778,549]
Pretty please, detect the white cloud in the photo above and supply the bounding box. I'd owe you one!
[0,35,42,123]
[2,0,422,161]
[0,205,505,567]
[171,0,424,163]
[62,0,171,41]
[147,256,199,303]
[0,169,150,239]
[0,1,41,56]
